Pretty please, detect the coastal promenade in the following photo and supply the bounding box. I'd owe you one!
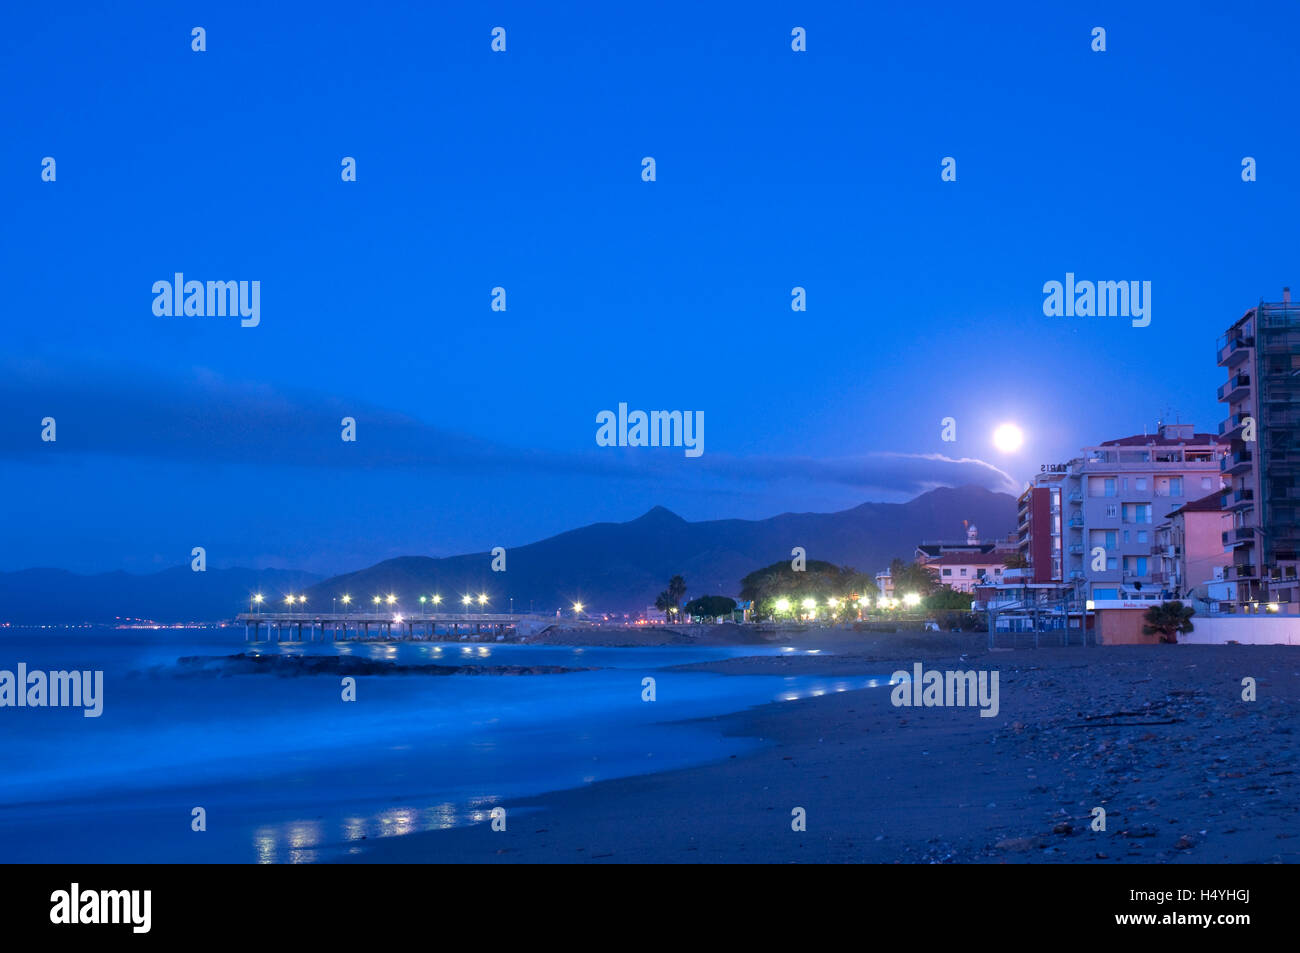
[235,611,550,642]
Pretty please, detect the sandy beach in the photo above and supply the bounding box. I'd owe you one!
[350,629,1300,863]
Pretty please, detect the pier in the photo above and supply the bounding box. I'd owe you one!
[235,611,548,642]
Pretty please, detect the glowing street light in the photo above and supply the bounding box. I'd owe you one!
[572,601,584,616]
[462,595,473,608]
[373,596,381,609]
[251,593,263,613]
[903,592,921,607]
[774,597,791,614]
[477,593,488,607]
[298,595,307,605]
[285,595,295,607]
[386,594,396,607]
[432,594,442,606]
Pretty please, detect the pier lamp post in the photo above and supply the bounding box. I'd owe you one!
[432,594,442,607]
[342,594,352,614]
[462,594,472,613]
[373,596,381,612]
[478,593,488,613]
[251,593,263,613]
[298,595,307,606]
[386,594,397,613]
[572,601,584,619]
[285,594,295,608]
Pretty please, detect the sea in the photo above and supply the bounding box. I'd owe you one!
[0,627,890,862]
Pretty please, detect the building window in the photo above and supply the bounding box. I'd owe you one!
[1107,557,1118,570]
[1123,530,1130,543]
[1137,530,1148,543]
[960,568,968,576]
[942,568,952,576]
[1169,477,1182,497]
[1105,504,1118,519]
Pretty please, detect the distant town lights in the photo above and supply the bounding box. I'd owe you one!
[903,592,922,607]
[775,598,791,613]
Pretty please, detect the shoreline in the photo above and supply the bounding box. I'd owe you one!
[346,641,1300,864]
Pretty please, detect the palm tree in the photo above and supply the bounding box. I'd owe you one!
[667,575,687,614]
[1142,601,1195,644]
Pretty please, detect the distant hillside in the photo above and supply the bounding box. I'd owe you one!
[0,486,1015,622]
[304,485,1017,614]
[0,567,322,625]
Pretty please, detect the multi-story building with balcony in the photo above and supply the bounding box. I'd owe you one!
[1016,473,1066,583]
[1015,424,1227,604]
[1151,490,1231,605]
[1065,423,1226,601]
[1216,288,1300,613]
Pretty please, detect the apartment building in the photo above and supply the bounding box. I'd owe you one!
[1016,471,1067,583]
[1068,424,1226,600]
[1151,490,1232,604]
[1015,424,1227,603]
[1216,289,1300,613]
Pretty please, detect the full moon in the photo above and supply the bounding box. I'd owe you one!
[993,423,1024,453]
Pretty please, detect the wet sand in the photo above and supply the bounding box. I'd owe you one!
[349,635,1300,863]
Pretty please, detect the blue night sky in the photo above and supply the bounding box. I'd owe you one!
[2,1,1297,574]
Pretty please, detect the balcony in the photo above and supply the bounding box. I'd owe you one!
[1067,544,1083,554]
[1229,564,1258,580]
[1217,374,1252,402]
[1067,515,1084,527]
[1218,413,1250,437]
[1223,525,1258,546]
[1225,488,1255,509]
[1222,450,1254,474]
[1216,334,1254,367]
